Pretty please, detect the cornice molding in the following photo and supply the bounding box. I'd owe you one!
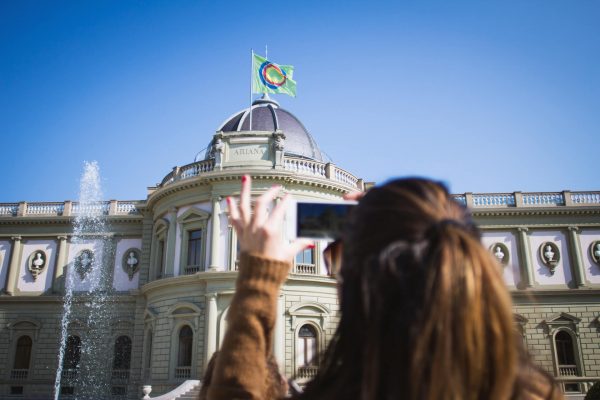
[145,171,354,210]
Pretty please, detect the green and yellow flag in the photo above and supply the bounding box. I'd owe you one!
[252,53,296,97]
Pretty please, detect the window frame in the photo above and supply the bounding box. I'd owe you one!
[177,208,210,275]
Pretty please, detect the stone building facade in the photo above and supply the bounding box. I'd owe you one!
[0,97,599,399]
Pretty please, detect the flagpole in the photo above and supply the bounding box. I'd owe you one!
[249,48,253,131]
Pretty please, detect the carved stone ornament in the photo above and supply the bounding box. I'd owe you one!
[28,250,47,281]
[75,249,94,280]
[590,241,600,266]
[489,243,509,266]
[539,242,560,275]
[122,248,141,280]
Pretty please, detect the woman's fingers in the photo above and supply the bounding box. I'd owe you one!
[288,239,314,260]
[252,185,281,230]
[239,175,252,225]
[226,196,242,234]
[343,191,365,201]
[266,193,290,228]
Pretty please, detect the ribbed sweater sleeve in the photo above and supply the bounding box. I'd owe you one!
[207,252,290,400]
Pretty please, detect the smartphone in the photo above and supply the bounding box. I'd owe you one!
[295,201,356,239]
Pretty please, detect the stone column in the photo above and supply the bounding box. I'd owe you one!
[5,236,23,296]
[164,208,178,278]
[53,235,68,294]
[205,293,218,365]
[517,228,535,288]
[567,226,587,288]
[209,196,221,271]
[273,294,285,367]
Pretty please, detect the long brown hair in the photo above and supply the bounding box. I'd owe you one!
[298,178,557,400]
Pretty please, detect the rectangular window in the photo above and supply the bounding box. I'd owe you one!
[157,239,165,277]
[187,230,202,267]
[295,248,314,265]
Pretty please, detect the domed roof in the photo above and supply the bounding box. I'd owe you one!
[201,95,328,162]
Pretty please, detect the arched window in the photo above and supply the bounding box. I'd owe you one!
[113,336,132,370]
[13,336,32,370]
[555,331,576,371]
[178,326,193,367]
[63,336,81,370]
[297,325,317,367]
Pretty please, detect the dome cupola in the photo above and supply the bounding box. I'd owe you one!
[201,95,327,163]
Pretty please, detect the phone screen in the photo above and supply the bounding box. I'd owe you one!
[296,202,355,239]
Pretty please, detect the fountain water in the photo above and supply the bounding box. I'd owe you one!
[54,161,115,399]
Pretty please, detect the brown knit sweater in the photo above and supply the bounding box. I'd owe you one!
[207,252,290,400]
[206,253,562,400]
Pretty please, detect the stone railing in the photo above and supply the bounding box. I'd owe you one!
[10,369,28,380]
[184,265,201,275]
[293,263,318,275]
[174,366,191,380]
[0,204,19,216]
[284,158,327,178]
[160,159,215,186]
[157,156,363,190]
[297,365,319,380]
[559,365,579,376]
[142,380,200,400]
[111,369,130,381]
[0,200,143,218]
[450,191,600,209]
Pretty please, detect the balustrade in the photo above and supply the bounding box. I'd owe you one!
[452,195,467,206]
[473,194,516,207]
[175,366,191,379]
[184,265,201,275]
[522,193,564,206]
[0,204,18,216]
[25,202,65,215]
[111,369,130,381]
[10,369,28,380]
[293,263,317,275]
[116,202,140,214]
[297,365,319,380]
[571,192,600,204]
[559,365,578,376]
[333,167,359,187]
[72,202,111,215]
[283,158,327,177]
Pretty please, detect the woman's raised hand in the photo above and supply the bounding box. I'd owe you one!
[227,175,312,263]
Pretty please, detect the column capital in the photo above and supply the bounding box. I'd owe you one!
[57,235,68,241]
[211,194,222,202]
[568,226,580,233]
[168,207,178,215]
[205,292,218,301]
[11,236,22,242]
[517,227,529,233]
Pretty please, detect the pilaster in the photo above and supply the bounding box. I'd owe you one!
[5,236,23,296]
[209,196,221,271]
[567,226,587,288]
[164,208,178,278]
[274,294,285,368]
[517,227,535,288]
[53,235,69,294]
[204,293,218,366]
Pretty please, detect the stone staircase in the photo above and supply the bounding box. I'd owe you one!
[143,379,201,400]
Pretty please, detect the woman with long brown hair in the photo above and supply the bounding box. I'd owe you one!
[207,176,560,400]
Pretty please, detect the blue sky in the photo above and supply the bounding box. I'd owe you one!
[1,0,598,202]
